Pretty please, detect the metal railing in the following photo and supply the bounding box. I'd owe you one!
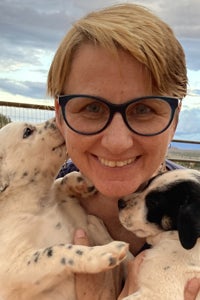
[168,139,200,160]
[0,100,55,125]
[1,100,200,169]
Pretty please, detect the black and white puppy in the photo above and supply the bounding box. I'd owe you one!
[118,169,200,300]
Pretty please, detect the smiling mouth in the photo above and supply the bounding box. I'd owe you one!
[98,157,139,167]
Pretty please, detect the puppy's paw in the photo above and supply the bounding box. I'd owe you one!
[82,241,129,273]
[60,171,97,198]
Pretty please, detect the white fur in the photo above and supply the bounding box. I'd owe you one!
[0,119,129,300]
[119,169,200,300]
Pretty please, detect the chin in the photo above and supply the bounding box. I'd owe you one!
[96,180,140,198]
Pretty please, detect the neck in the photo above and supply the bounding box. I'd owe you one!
[79,192,145,255]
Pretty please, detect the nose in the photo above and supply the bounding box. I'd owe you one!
[118,199,127,210]
[101,114,134,153]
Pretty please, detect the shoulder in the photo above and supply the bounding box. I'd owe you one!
[166,159,185,170]
[57,159,79,178]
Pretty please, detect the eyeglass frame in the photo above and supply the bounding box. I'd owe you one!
[58,94,180,136]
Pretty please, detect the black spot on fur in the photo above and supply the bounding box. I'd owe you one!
[60,257,66,265]
[44,121,50,129]
[76,249,83,255]
[50,123,56,130]
[43,247,53,257]
[67,244,73,249]
[22,171,28,177]
[45,120,56,130]
[33,251,40,263]
[34,168,40,176]
[47,248,53,257]
[55,222,62,229]
[109,257,117,266]
[77,176,84,182]
[68,259,74,265]
[117,242,126,249]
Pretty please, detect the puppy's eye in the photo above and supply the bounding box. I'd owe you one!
[23,127,34,139]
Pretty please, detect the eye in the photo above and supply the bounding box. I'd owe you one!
[23,127,34,139]
[86,102,102,113]
[134,104,152,114]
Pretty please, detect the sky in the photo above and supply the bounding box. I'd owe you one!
[0,0,200,141]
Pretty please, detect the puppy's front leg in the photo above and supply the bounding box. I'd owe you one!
[53,171,96,201]
[4,241,128,290]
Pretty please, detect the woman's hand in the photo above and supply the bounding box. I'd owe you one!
[117,251,145,300]
[184,278,200,300]
[74,229,118,300]
[73,228,89,246]
[74,231,200,300]
[73,229,93,300]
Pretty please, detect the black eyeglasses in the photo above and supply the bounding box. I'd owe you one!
[58,94,180,136]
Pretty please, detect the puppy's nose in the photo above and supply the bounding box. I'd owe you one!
[118,199,127,210]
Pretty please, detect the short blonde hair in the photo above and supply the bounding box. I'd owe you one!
[47,3,187,99]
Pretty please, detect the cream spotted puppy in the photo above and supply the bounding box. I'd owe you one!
[0,119,128,300]
[118,169,200,300]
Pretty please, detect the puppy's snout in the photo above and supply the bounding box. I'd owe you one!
[118,199,127,210]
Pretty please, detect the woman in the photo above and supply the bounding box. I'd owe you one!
[47,3,199,299]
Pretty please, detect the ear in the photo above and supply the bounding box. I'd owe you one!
[54,98,59,115]
[178,204,199,249]
[54,99,63,132]
[177,181,200,250]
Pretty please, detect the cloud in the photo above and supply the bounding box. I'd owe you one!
[181,39,200,71]
[0,78,46,99]
[176,107,200,140]
[193,89,200,95]
[0,0,200,120]
[1,0,199,69]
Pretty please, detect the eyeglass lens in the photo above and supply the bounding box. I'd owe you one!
[61,96,176,135]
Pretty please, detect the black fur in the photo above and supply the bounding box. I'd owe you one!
[146,177,200,249]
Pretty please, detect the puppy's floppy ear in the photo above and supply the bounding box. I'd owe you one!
[177,181,200,250]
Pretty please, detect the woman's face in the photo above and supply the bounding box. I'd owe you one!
[55,44,177,197]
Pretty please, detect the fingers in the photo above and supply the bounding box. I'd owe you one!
[184,278,200,300]
[118,251,146,299]
[128,250,145,277]
[74,228,117,300]
[73,228,90,246]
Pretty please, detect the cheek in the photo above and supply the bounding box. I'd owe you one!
[55,117,71,151]
[60,127,89,161]
[142,126,175,163]
[56,116,95,164]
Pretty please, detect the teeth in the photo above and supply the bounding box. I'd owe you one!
[99,157,135,167]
